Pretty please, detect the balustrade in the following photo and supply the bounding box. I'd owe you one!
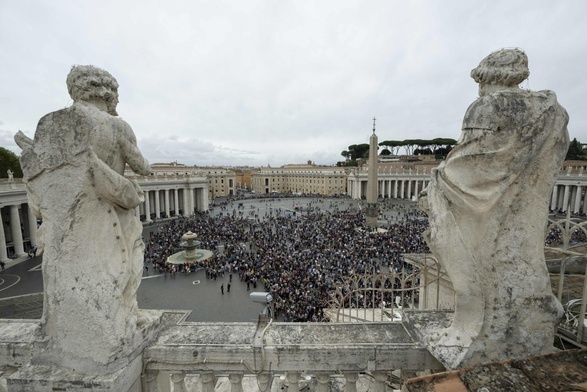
[143,370,400,391]
[170,372,187,392]
[139,314,442,392]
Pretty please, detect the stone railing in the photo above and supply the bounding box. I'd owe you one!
[142,311,443,392]
[0,311,445,391]
[545,214,587,348]
[0,180,25,192]
[128,173,207,182]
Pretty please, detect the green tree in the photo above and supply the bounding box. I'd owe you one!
[338,143,370,166]
[336,159,358,167]
[346,144,370,160]
[379,140,402,155]
[0,147,23,178]
[566,138,586,160]
[431,137,457,158]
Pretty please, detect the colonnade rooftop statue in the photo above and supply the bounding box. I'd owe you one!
[14,66,161,376]
[419,49,570,369]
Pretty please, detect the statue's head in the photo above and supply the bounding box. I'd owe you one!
[66,65,120,116]
[470,48,529,88]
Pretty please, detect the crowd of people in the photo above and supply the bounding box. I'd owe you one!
[144,196,430,322]
[144,194,577,322]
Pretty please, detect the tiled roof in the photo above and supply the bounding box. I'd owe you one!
[403,348,587,392]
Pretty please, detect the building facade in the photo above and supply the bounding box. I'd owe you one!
[251,163,349,195]
[199,167,237,199]
[347,160,437,200]
[3,158,587,261]
[149,162,236,200]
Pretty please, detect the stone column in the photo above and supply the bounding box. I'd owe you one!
[574,185,583,214]
[257,373,272,392]
[174,188,179,216]
[286,372,301,392]
[190,188,196,215]
[0,212,8,262]
[145,370,163,392]
[154,190,161,219]
[414,180,420,200]
[196,188,206,212]
[144,190,152,222]
[343,372,359,392]
[550,185,558,211]
[184,187,192,216]
[170,372,187,392]
[562,185,570,212]
[193,188,199,212]
[570,187,578,213]
[10,204,25,257]
[393,180,398,198]
[228,373,244,392]
[202,188,209,211]
[315,373,330,392]
[407,180,412,199]
[200,372,215,392]
[387,180,392,198]
[164,189,170,218]
[27,204,38,248]
[399,180,405,199]
[371,371,388,392]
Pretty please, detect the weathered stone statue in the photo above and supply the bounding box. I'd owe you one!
[419,49,569,369]
[6,169,13,181]
[14,65,159,376]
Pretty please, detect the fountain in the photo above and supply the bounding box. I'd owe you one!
[166,231,214,266]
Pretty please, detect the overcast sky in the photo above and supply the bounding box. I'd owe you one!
[1,1,585,167]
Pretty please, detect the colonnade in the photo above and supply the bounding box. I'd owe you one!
[550,182,587,214]
[348,173,587,215]
[0,203,38,261]
[349,178,430,201]
[137,185,208,222]
[0,177,209,262]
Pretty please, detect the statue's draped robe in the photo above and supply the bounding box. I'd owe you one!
[20,104,147,371]
[425,90,569,365]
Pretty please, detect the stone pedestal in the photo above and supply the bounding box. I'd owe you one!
[7,355,143,392]
[4,310,162,392]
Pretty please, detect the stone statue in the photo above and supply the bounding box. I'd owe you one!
[419,49,569,369]
[6,169,13,181]
[15,65,159,374]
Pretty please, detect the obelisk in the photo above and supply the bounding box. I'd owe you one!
[366,118,379,228]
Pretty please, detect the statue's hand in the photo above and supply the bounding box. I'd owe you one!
[89,150,143,209]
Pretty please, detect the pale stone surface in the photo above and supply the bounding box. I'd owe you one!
[7,356,143,392]
[419,49,569,369]
[14,65,161,376]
